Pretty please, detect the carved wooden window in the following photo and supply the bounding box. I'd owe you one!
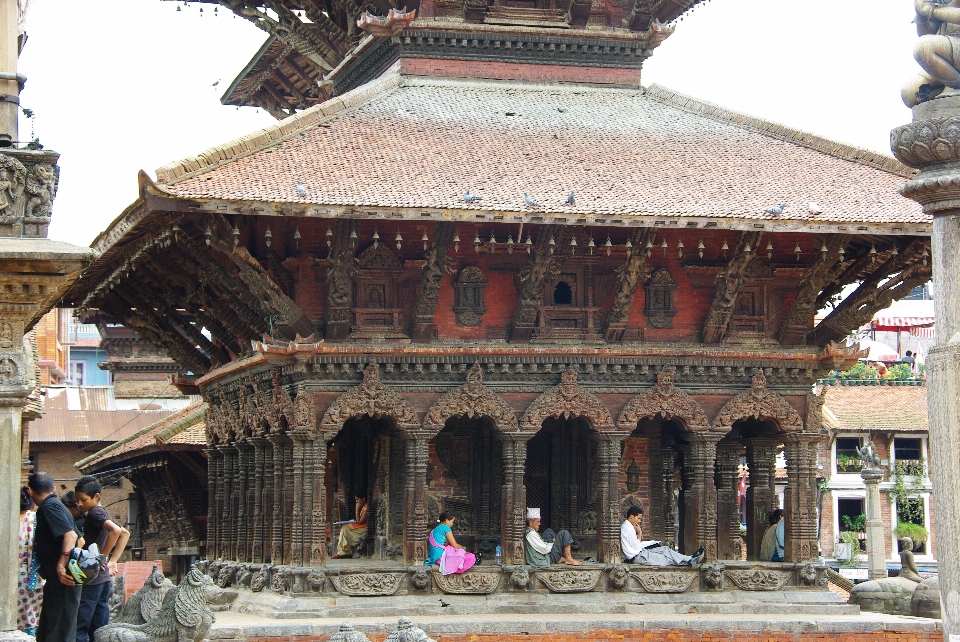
[644,268,678,329]
[453,266,487,326]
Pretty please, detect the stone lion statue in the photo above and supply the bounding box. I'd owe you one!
[384,617,436,642]
[95,567,223,642]
[113,565,174,625]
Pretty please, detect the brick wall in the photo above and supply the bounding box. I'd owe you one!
[398,57,643,87]
[240,630,942,642]
[115,560,166,600]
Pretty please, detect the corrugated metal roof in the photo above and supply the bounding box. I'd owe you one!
[30,387,202,443]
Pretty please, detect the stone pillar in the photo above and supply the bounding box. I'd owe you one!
[500,434,529,565]
[206,447,223,559]
[782,434,819,562]
[235,440,254,562]
[0,392,27,637]
[250,438,268,563]
[893,95,960,638]
[403,432,430,564]
[267,434,290,564]
[289,431,308,566]
[745,438,778,560]
[680,434,720,560]
[862,466,886,580]
[597,431,630,563]
[310,436,328,566]
[0,0,19,144]
[715,440,742,561]
[660,445,677,549]
[261,437,274,561]
[218,444,238,561]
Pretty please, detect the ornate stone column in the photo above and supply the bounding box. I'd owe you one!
[261,437,274,561]
[893,92,960,637]
[862,462,886,580]
[403,431,430,564]
[235,440,254,562]
[218,444,238,561]
[680,434,720,560]
[250,438,269,563]
[310,436,328,566]
[206,447,223,559]
[499,434,530,565]
[745,438,778,560]
[267,433,291,564]
[782,434,819,562]
[598,431,630,563]
[715,441,742,561]
[289,431,308,566]
[660,445,677,549]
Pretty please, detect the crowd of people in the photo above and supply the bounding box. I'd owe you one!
[16,471,129,642]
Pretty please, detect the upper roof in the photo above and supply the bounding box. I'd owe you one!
[822,382,928,433]
[149,75,926,234]
[75,402,207,472]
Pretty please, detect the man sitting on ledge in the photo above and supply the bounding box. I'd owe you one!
[621,505,704,566]
[524,508,582,567]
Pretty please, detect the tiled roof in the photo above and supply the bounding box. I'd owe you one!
[76,402,207,472]
[154,75,926,230]
[822,383,928,433]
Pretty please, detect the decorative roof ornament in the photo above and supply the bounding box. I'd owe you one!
[357,8,417,37]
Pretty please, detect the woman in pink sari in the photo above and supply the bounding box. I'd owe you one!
[425,512,476,574]
[17,486,44,636]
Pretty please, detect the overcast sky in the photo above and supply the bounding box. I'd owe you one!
[16,0,919,246]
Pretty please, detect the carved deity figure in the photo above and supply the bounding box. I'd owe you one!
[903,0,960,106]
[899,537,925,583]
[25,163,56,218]
[0,155,26,223]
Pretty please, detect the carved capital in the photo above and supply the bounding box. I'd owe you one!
[712,369,803,431]
[519,366,615,430]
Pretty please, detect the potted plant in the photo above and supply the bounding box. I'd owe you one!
[836,531,861,563]
[894,521,928,545]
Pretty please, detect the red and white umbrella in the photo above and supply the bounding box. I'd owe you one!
[855,339,900,363]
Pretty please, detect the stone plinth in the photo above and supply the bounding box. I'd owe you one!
[893,93,960,638]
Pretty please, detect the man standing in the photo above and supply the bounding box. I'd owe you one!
[524,508,582,567]
[620,505,704,566]
[28,471,81,642]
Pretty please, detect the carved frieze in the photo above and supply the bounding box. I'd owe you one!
[0,154,26,225]
[702,232,761,343]
[432,571,501,594]
[331,572,405,596]
[320,363,418,431]
[608,564,630,590]
[423,363,518,433]
[617,365,710,430]
[713,370,802,431]
[702,563,724,590]
[520,367,614,430]
[630,569,697,593]
[536,569,601,593]
[510,566,530,589]
[724,568,790,591]
[644,268,678,329]
[453,266,488,326]
[413,221,458,337]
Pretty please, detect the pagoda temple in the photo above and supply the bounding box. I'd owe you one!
[65,0,930,602]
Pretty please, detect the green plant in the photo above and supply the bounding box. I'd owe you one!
[838,531,863,565]
[891,459,927,530]
[884,364,914,380]
[894,521,928,543]
[841,513,866,532]
[841,362,878,379]
[836,454,862,471]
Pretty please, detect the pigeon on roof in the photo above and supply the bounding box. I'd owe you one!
[808,201,823,215]
[764,203,786,216]
[524,193,540,208]
[565,191,575,206]
[295,181,308,197]
[463,190,481,203]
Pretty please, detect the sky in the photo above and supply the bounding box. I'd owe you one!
[16,0,920,246]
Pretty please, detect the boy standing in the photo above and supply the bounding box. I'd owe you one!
[74,476,130,642]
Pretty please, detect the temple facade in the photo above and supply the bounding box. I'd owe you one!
[63,0,932,600]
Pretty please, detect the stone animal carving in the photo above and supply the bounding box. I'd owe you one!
[108,576,126,621]
[702,564,724,590]
[95,567,223,642]
[384,617,436,642]
[509,566,530,589]
[858,441,882,470]
[113,565,174,625]
[608,564,630,590]
[24,163,55,218]
[411,568,430,590]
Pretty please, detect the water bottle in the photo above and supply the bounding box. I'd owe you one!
[495,545,502,565]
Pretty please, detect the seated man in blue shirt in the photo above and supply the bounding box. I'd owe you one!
[620,505,704,566]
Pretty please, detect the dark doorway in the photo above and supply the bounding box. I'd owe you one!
[553,281,573,305]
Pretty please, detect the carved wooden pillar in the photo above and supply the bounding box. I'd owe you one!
[289,431,308,566]
[715,441,742,560]
[235,440,254,562]
[310,436,328,566]
[782,433,819,562]
[645,426,665,541]
[680,434,720,560]
[267,433,291,564]
[745,438,778,560]
[261,437,274,562]
[499,434,530,565]
[206,448,223,559]
[250,438,269,563]
[218,444,238,561]
[598,431,630,563]
[660,445,677,550]
[403,431,430,564]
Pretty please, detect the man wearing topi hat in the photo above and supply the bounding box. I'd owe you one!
[524,508,582,567]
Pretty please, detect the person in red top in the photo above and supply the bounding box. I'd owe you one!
[333,496,368,558]
[74,476,130,642]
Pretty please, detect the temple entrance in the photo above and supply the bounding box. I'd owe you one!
[729,418,782,561]
[430,416,504,555]
[326,416,405,558]
[524,416,599,554]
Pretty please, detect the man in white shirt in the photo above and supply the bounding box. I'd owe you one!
[620,505,705,566]
[524,508,582,567]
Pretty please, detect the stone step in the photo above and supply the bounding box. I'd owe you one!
[624,602,861,616]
